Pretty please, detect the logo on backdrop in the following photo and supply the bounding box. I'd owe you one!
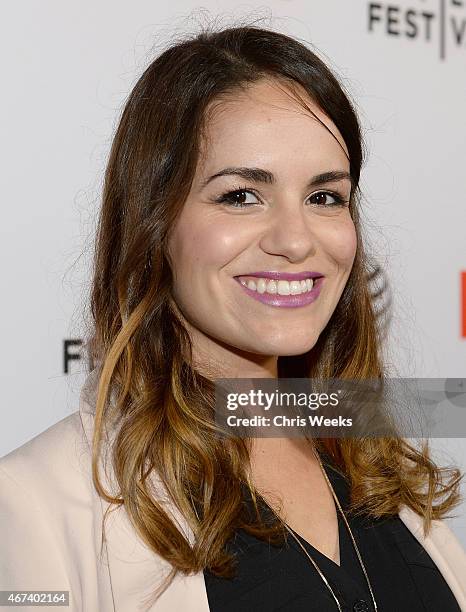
[367,261,393,343]
[64,339,83,374]
[368,1,466,59]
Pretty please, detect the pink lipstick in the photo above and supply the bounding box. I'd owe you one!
[233,272,324,308]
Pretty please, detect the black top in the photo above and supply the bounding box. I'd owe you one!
[204,454,461,612]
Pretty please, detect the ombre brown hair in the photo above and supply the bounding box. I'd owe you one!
[84,22,463,595]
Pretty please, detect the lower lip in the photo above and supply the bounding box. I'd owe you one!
[234,277,324,308]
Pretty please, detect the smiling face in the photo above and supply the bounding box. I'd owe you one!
[167,78,357,378]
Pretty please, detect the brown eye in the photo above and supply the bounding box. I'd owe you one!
[308,191,347,207]
[228,190,250,205]
[216,188,260,208]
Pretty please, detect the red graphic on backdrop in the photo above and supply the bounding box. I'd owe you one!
[462,271,466,338]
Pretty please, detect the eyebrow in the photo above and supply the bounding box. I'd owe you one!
[200,167,354,191]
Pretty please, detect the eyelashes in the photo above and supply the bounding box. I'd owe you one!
[213,185,350,209]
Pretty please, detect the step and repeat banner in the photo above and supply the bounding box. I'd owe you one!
[1,1,465,543]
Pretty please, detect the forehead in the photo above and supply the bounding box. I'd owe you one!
[198,78,349,176]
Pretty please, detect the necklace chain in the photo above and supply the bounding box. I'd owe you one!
[281,452,378,612]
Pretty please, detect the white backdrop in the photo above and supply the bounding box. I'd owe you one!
[1,1,465,544]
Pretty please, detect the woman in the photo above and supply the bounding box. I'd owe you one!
[1,24,465,612]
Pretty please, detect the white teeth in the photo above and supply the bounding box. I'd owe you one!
[278,280,290,295]
[239,277,315,295]
[256,278,267,294]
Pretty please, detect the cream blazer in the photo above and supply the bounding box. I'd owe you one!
[1,370,466,612]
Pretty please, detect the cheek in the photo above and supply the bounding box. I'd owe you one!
[323,218,357,266]
[169,215,248,280]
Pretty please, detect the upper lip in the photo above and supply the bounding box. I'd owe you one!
[234,271,324,281]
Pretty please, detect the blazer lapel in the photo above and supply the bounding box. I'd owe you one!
[79,382,211,612]
[399,504,466,611]
[88,470,210,612]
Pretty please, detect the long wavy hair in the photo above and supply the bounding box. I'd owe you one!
[84,23,463,595]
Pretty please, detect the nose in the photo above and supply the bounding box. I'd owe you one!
[258,200,317,262]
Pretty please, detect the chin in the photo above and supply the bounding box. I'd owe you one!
[247,338,318,358]
[268,330,320,354]
[277,345,316,357]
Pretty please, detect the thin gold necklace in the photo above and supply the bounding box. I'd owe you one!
[281,452,378,612]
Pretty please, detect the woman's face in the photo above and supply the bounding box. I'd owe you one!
[167,78,357,375]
